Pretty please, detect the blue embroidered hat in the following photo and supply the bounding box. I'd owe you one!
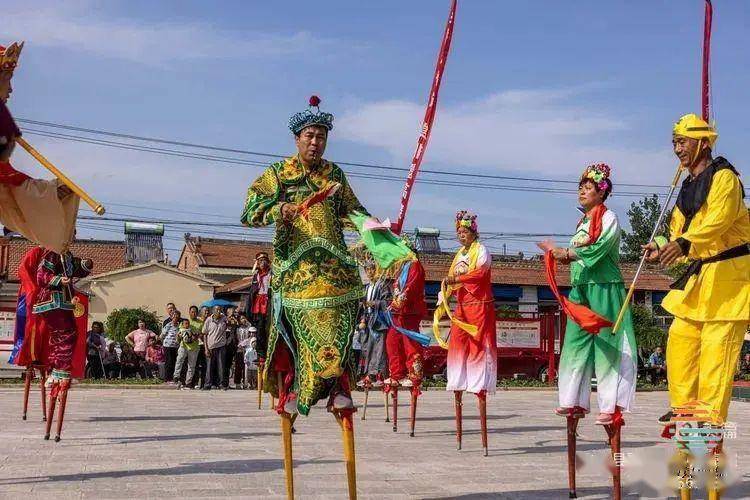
[289,95,334,135]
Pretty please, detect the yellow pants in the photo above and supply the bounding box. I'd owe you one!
[666,318,747,421]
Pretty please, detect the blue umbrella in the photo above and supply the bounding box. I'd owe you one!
[200,298,235,308]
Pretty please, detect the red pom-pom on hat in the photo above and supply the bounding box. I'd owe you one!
[309,95,321,107]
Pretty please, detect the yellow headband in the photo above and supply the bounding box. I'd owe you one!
[673,113,718,147]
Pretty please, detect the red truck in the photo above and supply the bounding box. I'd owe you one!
[421,312,565,381]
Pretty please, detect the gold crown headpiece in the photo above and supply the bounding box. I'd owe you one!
[0,42,24,75]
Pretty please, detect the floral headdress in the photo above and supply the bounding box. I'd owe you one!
[580,163,612,193]
[455,210,478,233]
[289,95,334,135]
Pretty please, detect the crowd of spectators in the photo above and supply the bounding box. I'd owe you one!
[85,301,260,389]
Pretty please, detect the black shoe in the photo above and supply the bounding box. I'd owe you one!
[658,410,675,424]
[202,386,211,391]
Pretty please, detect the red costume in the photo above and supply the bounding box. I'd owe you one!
[11,246,49,368]
[386,258,428,383]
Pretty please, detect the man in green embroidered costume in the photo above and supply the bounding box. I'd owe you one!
[241,95,369,417]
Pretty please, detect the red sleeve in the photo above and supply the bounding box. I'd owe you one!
[456,266,489,285]
[402,261,425,304]
[0,161,30,187]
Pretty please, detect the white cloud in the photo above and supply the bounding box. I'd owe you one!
[4,2,343,65]
[337,87,675,184]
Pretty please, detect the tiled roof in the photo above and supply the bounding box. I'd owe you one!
[178,235,272,270]
[215,275,255,294]
[420,253,672,291]
[2,237,128,282]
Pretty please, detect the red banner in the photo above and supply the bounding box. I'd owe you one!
[392,0,457,235]
[702,0,713,122]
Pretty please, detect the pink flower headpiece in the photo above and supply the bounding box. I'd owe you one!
[455,210,478,233]
[581,163,612,192]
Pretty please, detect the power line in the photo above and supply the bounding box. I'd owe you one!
[18,117,671,189]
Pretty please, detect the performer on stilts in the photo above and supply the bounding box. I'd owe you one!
[384,235,428,436]
[434,211,496,456]
[241,96,369,499]
[642,114,748,497]
[0,41,80,249]
[355,254,391,422]
[9,245,49,421]
[247,251,271,408]
[34,249,93,442]
[540,163,636,499]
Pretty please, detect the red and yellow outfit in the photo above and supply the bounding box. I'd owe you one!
[438,240,497,394]
[386,258,428,382]
[10,246,49,367]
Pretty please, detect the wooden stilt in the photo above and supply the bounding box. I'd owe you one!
[566,415,580,498]
[271,395,276,410]
[604,421,622,500]
[361,386,369,421]
[384,389,390,423]
[409,387,418,437]
[280,412,294,500]
[391,385,398,433]
[335,410,358,500]
[44,381,57,440]
[54,380,70,442]
[478,392,488,457]
[22,366,32,420]
[257,362,264,410]
[40,368,47,421]
[454,390,463,451]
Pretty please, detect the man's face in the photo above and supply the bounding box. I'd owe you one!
[212,306,221,317]
[92,324,102,334]
[656,347,663,356]
[227,307,235,317]
[295,126,328,165]
[172,313,181,324]
[364,265,376,281]
[239,316,248,326]
[0,73,12,103]
[189,308,197,319]
[456,226,476,247]
[166,304,175,316]
[672,135,702,168]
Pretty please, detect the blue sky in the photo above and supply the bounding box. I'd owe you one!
[5,0,749,258]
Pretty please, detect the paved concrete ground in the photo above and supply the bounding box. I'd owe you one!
[0,388,748,499]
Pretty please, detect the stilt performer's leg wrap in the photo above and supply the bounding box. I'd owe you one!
[454,390,463,451]
[54,378,71,442]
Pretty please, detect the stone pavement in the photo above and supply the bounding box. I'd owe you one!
[0,388,749,499]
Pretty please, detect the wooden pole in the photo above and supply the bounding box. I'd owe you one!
[454,390,463,451]
[605,422,622,500]
[336,410,358,500]
[280,413,294,500]
[22,366,32,420]
[566,416,580,498]
[15,137,106,215]
[409,387,418,437]
[384,389,390,423]
[478,392,488,457]
[257,361,264,410]
[391,386,398,433]
[54,380,70,442]
[43,382,57,440]
[361,386,369,421]
[40,367,47,421]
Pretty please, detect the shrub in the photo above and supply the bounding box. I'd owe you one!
[105,307,161,343]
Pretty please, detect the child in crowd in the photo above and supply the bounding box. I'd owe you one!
[146,337,166,379]
[243,337,259,390]
[174,317,200,389]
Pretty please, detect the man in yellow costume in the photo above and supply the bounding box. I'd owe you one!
[644,114,749,425]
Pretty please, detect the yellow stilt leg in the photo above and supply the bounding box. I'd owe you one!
[335,410,357,500]
[280,413,294,500]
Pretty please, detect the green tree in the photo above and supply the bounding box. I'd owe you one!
[631,303,666,352]
[621,195,669,262]
[105,307,160,343]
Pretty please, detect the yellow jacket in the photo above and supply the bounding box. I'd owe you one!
[662,168,750,321]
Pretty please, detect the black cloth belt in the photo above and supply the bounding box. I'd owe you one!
[670,243,750,290]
